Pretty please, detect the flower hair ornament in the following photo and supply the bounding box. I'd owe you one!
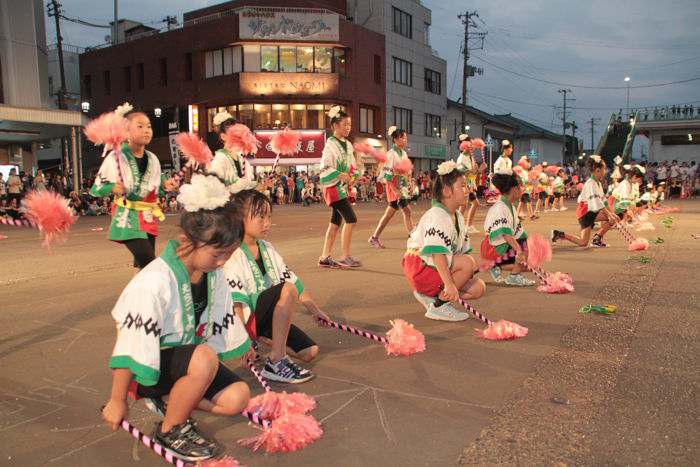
[501,139,511,148]
[589,155,602,163]
[437,160,459,176]
[327,105,342,119]
[623,164,632,171]
[387,126,397,138]
[613,155,623,166]
[458,133,469,142]
[213,111,234,126]
[177,174,230,212]
[114,102,133,117]
[228,178,259,195]
[636,164,646,174]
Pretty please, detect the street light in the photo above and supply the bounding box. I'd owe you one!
[81,101,90,113]
[154,107,162,118]
[624,76,631,117]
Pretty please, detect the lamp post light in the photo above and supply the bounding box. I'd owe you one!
[81,101,90,113]
[624,76,631,117]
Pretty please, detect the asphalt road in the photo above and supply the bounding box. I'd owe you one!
[1,199,697,466]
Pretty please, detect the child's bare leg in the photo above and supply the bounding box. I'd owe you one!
[459,278,486,300]
[197,382,250,416]
[372,206,396,238]
[270,282,299,362]
[467,199,478,226]
[321,223,339,258]
[562,227,593,246]
[401,206,413,233]
[437,255,477,300]
[258,337,320,363]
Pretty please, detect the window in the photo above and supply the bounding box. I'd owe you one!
[103,70,111,95]
[238,104,254,128]
[83,74,92,99]
[392,57,412,86]
[223,47,234,75]
[137,63,144,89]
[425,114,441,137]
[359,106,375,134]
[290,104,307,128]
[243,45,261,72]
[206,105,237,132]
[232,46,242,73]
[424,68,441,94]
[184,53,193,81]
[280,46,296,72]
[261,46,278,72]
[393,107,413,134]
[296,47,313,72]
[272,104,290,127]
[159,58,167,86]
[392,7,412,39]
[307,104,324,129]
[373,55,381,84]
[314,47,333,73]
[122,66,132,92]
[333,48,347,76]
[424,22,430,46]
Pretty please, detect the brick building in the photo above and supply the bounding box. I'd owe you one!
[79,0,386,171]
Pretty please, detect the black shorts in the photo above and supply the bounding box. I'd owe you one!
[468,192,477,201]
[520,193,531,203]
[389,198,409,210]
[635,200,645,207]
[578,210,600,229]
[538,192,547,200]
[136,345,242,401]
[330,198,357,226]
[554,192,562,198]
[254,282,316,353]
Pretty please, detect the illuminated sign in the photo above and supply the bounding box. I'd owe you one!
[188,105,199,132]
[254,130,325,160]
[239,73,338,97]
[239,8,339,41]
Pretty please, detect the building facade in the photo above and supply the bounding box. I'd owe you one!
[79,1,386,172]
[349,0,448,171]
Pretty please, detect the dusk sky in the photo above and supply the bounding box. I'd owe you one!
[45,0,700,149]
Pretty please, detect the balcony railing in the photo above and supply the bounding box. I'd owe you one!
[634,104,700,122]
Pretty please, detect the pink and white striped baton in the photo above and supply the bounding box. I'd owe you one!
[318,318,389,346]
[117,418,190,467]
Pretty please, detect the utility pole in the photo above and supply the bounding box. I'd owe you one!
[571,120,578,159]
[558,89,573,163]
[113,0,119,44]
[588,117,601,153]
[457,11,486,135]
[47,0,67,109]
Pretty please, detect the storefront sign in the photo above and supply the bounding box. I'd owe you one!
[239,8,339,41]
[253,130,325,162]
[240,72,338,97]
[167,122,181,173]
[424,143,447,159]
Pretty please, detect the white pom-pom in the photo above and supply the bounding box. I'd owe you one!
[437,160,457,175]
[229,179,259,195]
[177,174,230,212]
[458,133,468,141]
[213,111,233,126]
[115,102,133,117]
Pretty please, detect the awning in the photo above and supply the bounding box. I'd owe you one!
[0,104,87,144]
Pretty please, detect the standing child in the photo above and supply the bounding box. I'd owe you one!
[551,169,567,211]
[225,190,331,383]
[90,104,174,269]
[515,156,537,220]
[551,155,618,248]
[101,175,252,462]
[493,139,513,175]
[482,172,536,286]
[403,161,485,321]
[456,134,481,233]
[318,106,361,268]
[368,126,414,248]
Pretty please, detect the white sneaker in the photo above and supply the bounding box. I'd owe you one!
[504,274,536,286]
[559,207,568,211]
[424,302,469,322]
[413,291,434,310]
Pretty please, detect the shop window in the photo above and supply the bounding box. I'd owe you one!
[280,46,296,72]
[238,104,254,129]
[314,47,333,73]
[272,104,290,127]
[243,45,261,72]
[307,104,324,129]
[290,104,307,128]
[296,47,313,72]
[254,104,272,129]
[261,46,279,72]
[360,106,375,134]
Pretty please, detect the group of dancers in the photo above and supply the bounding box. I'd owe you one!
[90,102,668,461]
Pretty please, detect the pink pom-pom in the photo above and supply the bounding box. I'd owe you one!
[84,112,129,149]
[475,320,528,340]
[245,391,316,420]
[22,190,76,248]
[459,140,473,153]
[353,142,373,155]
[225,123,260,155]
[526,234,552,268]
[270,128,301,156]
[528,167,542,181]
[175,132,213,167]
[394,157,413,174]
[201,456,241,467]
[238,413,322,453]
[471,138,486,151]
[0,235,8,240]
[537,271,574,294]
[385,319,425,356]
[628,238,649,251]
[576,182,584,191]
[371,149,388,163]
[545,165,560,175]
[572,175,579,183]
[513,165,524,176]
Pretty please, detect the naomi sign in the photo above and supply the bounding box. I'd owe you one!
[239,8,339,42]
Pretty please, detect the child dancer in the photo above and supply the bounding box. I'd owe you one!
[101,175,252,462]
[612,165,644,223]
[368,126,413,247]
[493,139,513,175]
[90,104,174,269]
[225,189,331,383]
[209,111,259,191]
[552,169,567,211]
[403,161,485,321]
[455,134,481,233]
[534,171,548,213]
[483,172,535,286]
[551,155,618,248]
[515,156,537,220]
[318,106,361,268]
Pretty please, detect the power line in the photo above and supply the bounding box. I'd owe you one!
[467,93,558,129]
[472,54,700,89]
[59,15,110,28]
[469,90,554,108]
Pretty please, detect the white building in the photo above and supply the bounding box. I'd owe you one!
[47,43,82,110]
[349,0,447,171]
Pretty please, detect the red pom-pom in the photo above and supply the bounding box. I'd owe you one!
[225,123,260,155]
[353,142,373,155]
[245,391,316,420]
[84,112,129,149]
[628,238,649,251]
[394,157,413,174]
[526,234,552,268]
[238,413,322,453]
[371,149,388,163]
[459,140,473,153]
[385,319,425,356]
[22,190,76,248]
[576,182,584,191]
[270,128,301,156]
[528,167,542,181]
[537,271,574,294]
[572,175,579,183]
[475,320,528,340]
[175,132,213,167]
